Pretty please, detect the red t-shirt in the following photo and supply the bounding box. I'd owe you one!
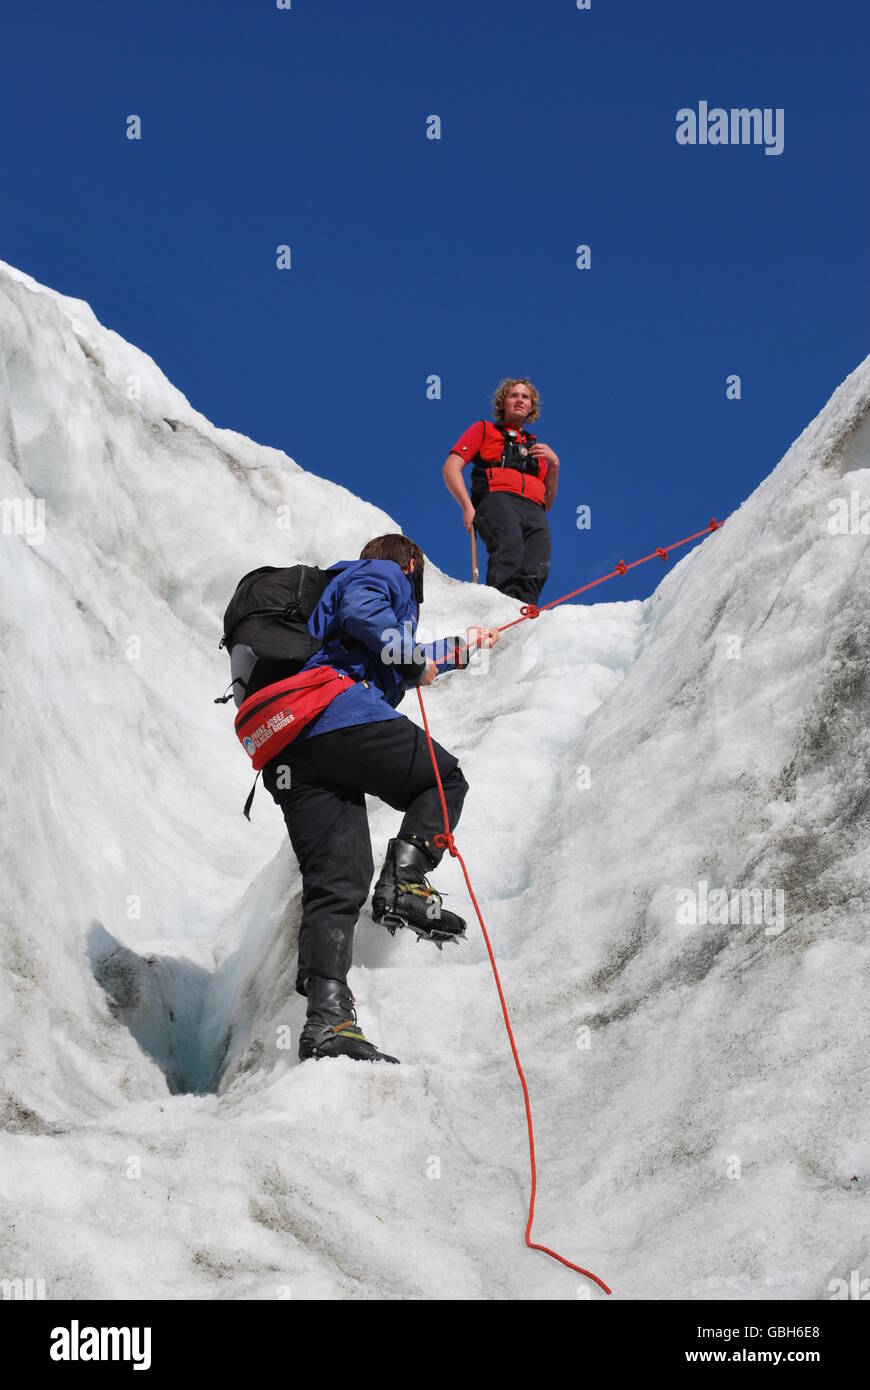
[450,420,548,505]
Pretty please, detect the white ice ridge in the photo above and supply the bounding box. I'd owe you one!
[0,258,868,1299]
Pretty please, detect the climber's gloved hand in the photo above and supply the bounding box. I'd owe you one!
[396,643,431,686]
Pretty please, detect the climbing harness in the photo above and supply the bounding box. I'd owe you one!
[469,420,548,507]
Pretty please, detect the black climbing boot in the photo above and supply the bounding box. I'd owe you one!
[298,975,399,1065]
[371,837,467,949]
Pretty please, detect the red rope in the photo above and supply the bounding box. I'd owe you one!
[413,518,725,1292]
[495,517,723,634]
[415,687,612,1296]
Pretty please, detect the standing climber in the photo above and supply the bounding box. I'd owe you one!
[442,378,560,603]
[259,534,501,1066]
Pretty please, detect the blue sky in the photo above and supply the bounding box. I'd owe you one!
[1,0,866,603]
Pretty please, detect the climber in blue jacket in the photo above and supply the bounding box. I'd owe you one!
[292,559,467,735]
[260,532,501,1066]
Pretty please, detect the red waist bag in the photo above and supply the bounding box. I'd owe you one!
[234,666,353,770]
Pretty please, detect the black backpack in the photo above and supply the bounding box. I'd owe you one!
[216,564,337,708]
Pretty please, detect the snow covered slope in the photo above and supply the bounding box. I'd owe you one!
[0,259,867,1299]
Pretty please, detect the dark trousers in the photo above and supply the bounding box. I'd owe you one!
[261,716,468,994]
[474,491,551,603]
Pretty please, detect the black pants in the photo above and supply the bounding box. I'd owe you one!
[474,492,551,603]
[261,716,468,993]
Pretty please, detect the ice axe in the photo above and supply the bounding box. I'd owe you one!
[470,524,479,584]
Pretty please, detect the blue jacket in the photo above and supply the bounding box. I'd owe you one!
[294,559,462,742]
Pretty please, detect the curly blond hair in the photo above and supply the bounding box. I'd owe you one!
[492,377,541,425]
